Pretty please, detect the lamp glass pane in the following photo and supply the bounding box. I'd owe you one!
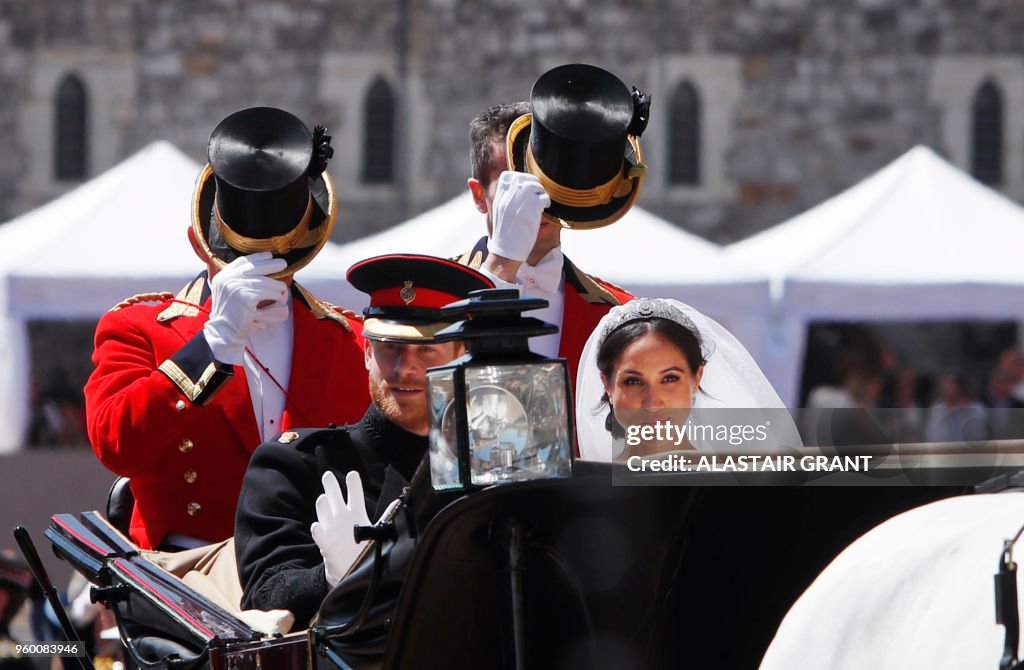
[427,368,462,490]
[464,362,571,485]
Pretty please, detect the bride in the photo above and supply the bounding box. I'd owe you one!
[575,298,799,461]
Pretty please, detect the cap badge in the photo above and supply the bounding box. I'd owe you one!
[278,431,300,444]
[400,281,416,305]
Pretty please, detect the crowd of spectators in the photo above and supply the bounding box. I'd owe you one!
[26,374,87,448]
[803,343,1024,446]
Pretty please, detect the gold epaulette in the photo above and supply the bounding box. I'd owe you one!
[110,292,175,312]
[597,275,632,299]
[570,265,629,306]
[454,249,485,270]
[157,276,208,322]
[294,283,354,332]
[333,306,363,322]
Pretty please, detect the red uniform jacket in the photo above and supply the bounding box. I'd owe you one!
[84,274,370,549]
[457,238,635,390]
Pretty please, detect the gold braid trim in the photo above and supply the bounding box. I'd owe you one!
[334,306,363,321]
[452,249,485,270]
[571,265,626,306]
[158,276,208,322]
[508,112,648,210]
[525,144,627,207]
[111,292,175,311]
[158,360,219,403]
[294,283,353,332]
[213,196,318,254]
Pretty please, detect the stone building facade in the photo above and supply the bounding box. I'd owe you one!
[0,0,1022,243]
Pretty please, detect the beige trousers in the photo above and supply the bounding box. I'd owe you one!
[143,538,294,635]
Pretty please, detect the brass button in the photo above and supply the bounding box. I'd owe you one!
[178,439,193,453]
[175,400,186,411]
[186,502,202,517]
[184,469,198,484]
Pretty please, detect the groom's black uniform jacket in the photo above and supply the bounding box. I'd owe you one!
[235,404,426,629]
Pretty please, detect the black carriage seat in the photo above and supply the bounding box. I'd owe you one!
[106,476,135,536]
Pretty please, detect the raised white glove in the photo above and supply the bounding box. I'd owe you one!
[486,171,551,263]
[202,252,289,365]
[311,471,402,588]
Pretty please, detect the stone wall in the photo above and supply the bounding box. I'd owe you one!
[0,0,1021,242]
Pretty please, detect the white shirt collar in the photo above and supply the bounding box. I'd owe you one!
[515,246,564,295]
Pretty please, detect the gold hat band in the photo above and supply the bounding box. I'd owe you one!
[524,142,645,208]
[505,113,648,230]
[213,195,318,254]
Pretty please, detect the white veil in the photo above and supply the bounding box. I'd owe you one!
[575,298,801,460]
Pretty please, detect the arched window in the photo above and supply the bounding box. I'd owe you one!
[362,77,395,184]
[668,80,700,186]
[54,73,88,181]
[971,80,1003,185]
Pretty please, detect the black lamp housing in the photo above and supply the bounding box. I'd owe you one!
[426,289,575,491]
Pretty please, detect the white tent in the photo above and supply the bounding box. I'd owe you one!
[727,145,1024,406]
[2,142,203,320]
[0,149,768,449]
[0,141,202,451]
[0,141,351,451]
[317,192,769,320]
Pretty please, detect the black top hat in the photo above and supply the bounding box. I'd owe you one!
[506,63,650,230]
[347,254,495,342]
[191,107,338,278]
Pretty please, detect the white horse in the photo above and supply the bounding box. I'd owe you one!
[760,492,1024,670]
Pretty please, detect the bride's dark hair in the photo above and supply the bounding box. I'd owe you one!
[596,317,707,433]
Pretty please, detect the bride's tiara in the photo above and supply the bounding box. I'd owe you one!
[599,298,707,357]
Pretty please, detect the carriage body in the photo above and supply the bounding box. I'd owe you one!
[41,451,1024,669]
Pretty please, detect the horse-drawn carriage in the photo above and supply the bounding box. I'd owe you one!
[30,467,708,670]
[20,450,1002,670]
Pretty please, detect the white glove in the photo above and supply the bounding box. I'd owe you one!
[486,171,551,263]
[202,252,289,365]
[311,471,400,588]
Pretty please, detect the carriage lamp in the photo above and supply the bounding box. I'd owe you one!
[426,289,574,491]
